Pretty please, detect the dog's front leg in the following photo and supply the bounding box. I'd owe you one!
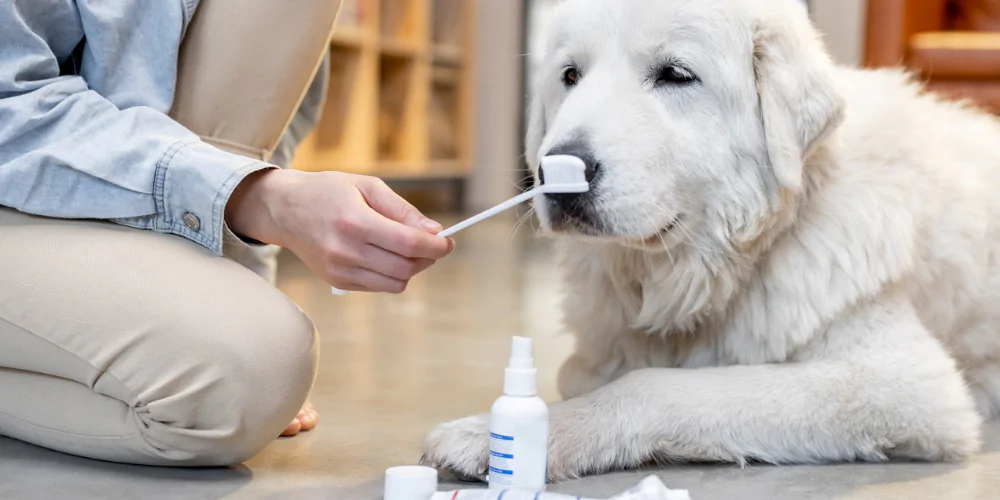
[423,299,981,481]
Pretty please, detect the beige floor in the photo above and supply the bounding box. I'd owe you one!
[2,214,999,499]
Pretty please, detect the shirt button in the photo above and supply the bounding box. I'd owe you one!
[182,213,201,232]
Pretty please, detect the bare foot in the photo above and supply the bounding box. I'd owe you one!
[281,401,319,437]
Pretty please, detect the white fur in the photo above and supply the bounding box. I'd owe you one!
[423,0,1000,481]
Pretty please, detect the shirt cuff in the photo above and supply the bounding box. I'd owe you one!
[152,139,276,255]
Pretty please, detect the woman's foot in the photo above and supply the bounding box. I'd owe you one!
[281,401,319,437]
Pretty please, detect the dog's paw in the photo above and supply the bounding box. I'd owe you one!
[420,414,490,482]
[421,404,615,483]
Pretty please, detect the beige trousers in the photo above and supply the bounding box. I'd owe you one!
[0,0,341,465]
[0,208,319,465]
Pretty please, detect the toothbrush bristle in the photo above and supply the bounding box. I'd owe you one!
[540,155,589,193]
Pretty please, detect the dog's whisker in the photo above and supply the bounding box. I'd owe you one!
[674,218,714,260]
[672,219,711,263]
[640,197,713,260]
[654,222,675,266]
[506,207,537,247]
[635,207,662,270]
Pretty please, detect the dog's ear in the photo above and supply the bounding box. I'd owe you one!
[753,9,845,192]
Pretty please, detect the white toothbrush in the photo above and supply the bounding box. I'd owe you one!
[331,155,589,295]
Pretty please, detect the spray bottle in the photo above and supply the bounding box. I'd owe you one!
[487,336,549,491]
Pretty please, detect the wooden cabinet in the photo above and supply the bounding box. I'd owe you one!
[293,0,476,180]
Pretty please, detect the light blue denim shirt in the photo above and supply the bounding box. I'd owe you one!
[0,0,298,255]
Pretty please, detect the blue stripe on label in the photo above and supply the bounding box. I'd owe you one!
[498,492,506,500]
[490,451,514,459]
[490,432,514,440]
[489,466,514,475]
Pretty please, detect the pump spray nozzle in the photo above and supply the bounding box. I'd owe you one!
[504,336,538,396]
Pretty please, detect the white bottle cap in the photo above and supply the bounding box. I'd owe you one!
[504,336,538,396]
[384,466,438,500]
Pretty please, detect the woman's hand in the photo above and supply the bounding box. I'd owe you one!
[225,169,454,293]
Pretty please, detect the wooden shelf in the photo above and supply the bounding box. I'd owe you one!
[432,0,465,46]
[380,0,422,47]
[378,160,470,179]
[293,0,475,181]
[431,64,462,86]
[380,39,421,57]
[431,45,464,65]
[330,28,371,48]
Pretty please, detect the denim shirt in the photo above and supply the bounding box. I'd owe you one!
[0,0,280,254]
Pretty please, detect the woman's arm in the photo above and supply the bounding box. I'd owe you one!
[0,0,272,254]
[0,0,454,293]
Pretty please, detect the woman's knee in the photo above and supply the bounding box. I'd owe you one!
[137,293,318,466]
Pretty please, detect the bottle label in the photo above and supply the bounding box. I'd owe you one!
[488,432,515,486]
[488,410,548,490]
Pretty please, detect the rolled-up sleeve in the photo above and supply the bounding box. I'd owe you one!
[0,0,274,254]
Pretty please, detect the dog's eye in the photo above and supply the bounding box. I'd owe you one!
[653,65,696,86]
[562,66,581,87]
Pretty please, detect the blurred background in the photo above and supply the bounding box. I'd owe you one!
[290,0,1000,216]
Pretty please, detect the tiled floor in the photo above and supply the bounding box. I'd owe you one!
[2,214,999,499]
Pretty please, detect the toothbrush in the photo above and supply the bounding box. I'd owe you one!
[437,155,589,237]
[331,154,589,295]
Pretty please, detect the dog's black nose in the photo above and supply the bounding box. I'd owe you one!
[540,141,601,229]
[542,142,600,185]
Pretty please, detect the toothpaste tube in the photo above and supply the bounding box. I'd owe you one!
[430,476,691,500]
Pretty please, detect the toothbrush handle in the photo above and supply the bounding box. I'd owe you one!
[437,189,539,238]
[332,189,539,296]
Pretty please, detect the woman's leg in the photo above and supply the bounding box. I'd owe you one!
[0,207,318,466]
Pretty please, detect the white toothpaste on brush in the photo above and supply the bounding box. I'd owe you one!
[431,476,691,500]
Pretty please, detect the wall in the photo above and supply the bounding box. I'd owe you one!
[809,0,868,67]
[466,0,526,211]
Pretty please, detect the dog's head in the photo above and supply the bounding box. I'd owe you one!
[527,0,844,252]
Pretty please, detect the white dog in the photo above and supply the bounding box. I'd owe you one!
[422,0,1000,481]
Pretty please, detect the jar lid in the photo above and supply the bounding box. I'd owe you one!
[384,466,438,500]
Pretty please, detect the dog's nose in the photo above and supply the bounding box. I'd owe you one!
[540,141,601,227]
[540,142,600,185]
